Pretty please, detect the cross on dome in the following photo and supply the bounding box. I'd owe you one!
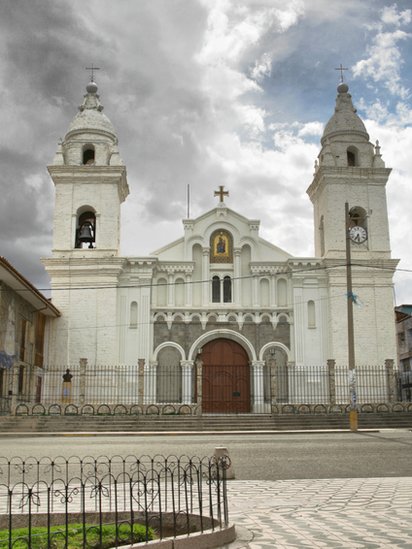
[85,64,101,82]
[214,185,229,203]
[335,64,348,83]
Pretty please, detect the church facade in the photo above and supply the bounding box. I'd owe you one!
[42,80,398,413]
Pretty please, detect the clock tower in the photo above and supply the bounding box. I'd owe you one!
[307,82,398,366]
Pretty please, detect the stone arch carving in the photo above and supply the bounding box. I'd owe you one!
[153,341,186,362]
[259,341,291,362]
[188,329,256,362]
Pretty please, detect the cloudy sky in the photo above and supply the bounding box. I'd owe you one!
[1,0,412,304]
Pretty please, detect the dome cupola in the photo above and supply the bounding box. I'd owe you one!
[321,82,369,145]
[53,81,123,167]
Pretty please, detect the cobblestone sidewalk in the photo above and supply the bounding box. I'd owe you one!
[222,477,412,548]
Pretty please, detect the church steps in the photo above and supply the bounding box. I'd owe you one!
[0,413,410,434]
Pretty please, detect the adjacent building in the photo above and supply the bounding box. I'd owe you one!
[0,257,60,412]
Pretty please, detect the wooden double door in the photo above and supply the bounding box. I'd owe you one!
[201,338,250,413]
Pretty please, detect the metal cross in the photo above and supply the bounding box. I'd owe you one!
[335,64,348,83]
[85,64,101,82]
[214,185,229,203]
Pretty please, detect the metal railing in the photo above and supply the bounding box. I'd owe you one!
[0,454,229,548]
[0,361,407,415]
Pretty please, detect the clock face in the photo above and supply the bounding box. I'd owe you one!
[349,225,367,243]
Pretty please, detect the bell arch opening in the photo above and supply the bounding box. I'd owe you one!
[75,208,96,249]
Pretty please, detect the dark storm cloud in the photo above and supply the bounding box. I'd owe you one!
[0,0,411,304]
[0,0,112,286]
[0,149,52,239]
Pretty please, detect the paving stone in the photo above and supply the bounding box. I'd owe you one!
[222,477,412,548]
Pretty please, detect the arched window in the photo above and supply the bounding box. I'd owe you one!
[212,276,220,303]
[349,206,368,232]
[212,275,233,303]
[308,300,316,328]
[175,278,185,307]
[277,278,287,307]
[75,209,96,248]
[347,146,358,167]
[157,347,182,403]
[157,278,168,307]
[130,302,138,328]
[260,278,270,307]
[83,145,95,165]
[223,276,232,303]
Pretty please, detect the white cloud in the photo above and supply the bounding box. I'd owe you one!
[353,4,411,99]
[381,4,411,27]
[251,52,272,82]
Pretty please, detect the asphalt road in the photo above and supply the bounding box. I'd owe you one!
[0,430,411,480]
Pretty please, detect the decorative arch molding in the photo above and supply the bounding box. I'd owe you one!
[153,341,186,362]
[204,221,240,242]
[188,329,257,362]
[239,237,258,249]
[277,312,292,323]
[186,221,242,247]
[259,341,291,362]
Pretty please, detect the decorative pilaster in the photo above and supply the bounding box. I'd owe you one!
[167,274,174,307]
[234,248,241,306]
[185,273,192,307]
[252,361,265,413]
[181,360,194,404]
[252,275,259,307]
[202,248,210,306]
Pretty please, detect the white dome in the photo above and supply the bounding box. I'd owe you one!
[65,82,117,141]
[322,83,369,144]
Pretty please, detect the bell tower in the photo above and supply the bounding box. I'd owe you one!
[307,82,398,366]
[43,80,130,366]
[307,82,391,261]
[48,80,129,257]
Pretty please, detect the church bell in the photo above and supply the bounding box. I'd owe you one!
[78,222,95,248]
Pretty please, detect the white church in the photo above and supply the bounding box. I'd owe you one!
[40,79,398,414]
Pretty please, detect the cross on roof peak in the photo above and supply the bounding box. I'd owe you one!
[214,185,229,203]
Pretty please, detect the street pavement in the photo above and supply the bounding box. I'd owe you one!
[1,431,412,547]
[222,477,412,548]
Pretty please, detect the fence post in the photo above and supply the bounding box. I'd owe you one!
[79,358,87,405]
[138,358,145,405]
[327,359,336,406]
[385,359,395,403]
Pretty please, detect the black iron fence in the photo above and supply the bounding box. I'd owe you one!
[0,454,229,548]
[0,361,408,415]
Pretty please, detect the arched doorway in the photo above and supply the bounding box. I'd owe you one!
[201,338,250,413]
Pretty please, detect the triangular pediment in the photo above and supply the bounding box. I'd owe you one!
[151,206,291,262]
